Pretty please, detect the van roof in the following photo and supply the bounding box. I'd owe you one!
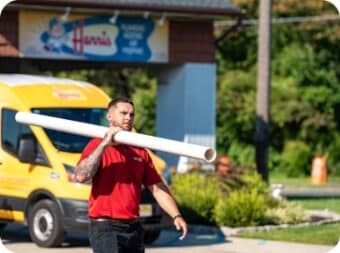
[0,74,91,87]
[0,74,110,109]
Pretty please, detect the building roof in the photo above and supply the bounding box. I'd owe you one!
[15,0,242,18]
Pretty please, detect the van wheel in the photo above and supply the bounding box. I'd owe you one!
[144,229,161,244]
[28,199,66,247]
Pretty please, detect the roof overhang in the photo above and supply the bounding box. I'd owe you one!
[11,0,243,20]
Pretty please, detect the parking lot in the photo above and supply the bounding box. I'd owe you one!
[1,223,227,253]
[1,223,334,253]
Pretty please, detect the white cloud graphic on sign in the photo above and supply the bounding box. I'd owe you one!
[324,0,340,15]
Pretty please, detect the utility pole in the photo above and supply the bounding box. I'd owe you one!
[255,0,272,182]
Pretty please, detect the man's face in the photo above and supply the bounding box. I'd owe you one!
[106,102,135,131]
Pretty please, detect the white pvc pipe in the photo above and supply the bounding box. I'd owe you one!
[15,112,216,162]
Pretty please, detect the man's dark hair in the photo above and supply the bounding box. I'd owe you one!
[107,97,134,109]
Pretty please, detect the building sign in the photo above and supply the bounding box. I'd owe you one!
[19,11,169,62]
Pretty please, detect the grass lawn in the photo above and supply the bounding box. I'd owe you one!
[291,198,340,214]
[239,173,340,245]
[238,223,340,245]
[270,173,340,188]
[270,173,340,213]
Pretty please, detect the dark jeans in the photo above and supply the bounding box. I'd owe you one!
[89,219,144,253]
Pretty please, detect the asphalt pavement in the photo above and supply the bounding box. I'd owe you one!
[1,224,336,253]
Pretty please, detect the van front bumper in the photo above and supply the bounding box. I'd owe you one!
[59,198,89,232]
[58,198,171,232]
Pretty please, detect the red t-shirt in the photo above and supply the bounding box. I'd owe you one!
[79,138,162,219]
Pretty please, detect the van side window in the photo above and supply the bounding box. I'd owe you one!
[1,109,31,155]
[1,109,49,166]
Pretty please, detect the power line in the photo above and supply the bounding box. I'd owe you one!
[215,15,340,28]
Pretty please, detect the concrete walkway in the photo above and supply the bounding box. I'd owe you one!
[149,227,337,253]
[223,237,335,253]
[281,187,340,198]
[184,225,337,253]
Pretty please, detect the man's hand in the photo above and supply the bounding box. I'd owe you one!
[147,182,188,240]
[75,125,121,183]
[173,215,188,240]
[103,126,121,146]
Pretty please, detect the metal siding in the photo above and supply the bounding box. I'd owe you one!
[156,63,216,169]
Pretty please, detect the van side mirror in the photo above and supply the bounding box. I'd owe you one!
[18,134,37,163]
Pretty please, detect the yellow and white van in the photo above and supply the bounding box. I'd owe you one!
[0,74,168,247]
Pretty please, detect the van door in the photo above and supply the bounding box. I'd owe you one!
[0,108,38,222]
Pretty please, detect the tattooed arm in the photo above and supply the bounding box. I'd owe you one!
[75,126,120,183]
[75,142,106,183]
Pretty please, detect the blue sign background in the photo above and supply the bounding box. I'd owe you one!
[41,16,155,62]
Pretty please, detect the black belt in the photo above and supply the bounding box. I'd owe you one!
[90,217,139,224]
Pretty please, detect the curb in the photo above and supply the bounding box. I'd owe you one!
[187,210,340,237]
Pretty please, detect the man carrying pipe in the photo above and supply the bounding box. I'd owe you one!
[16,113,216,162]
[75,97,188,253]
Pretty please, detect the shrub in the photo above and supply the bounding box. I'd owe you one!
[213,188,266,227]
[327,133,340,176]
[173,171,309,227]
[265,200,309,225]
[227,142,255,169]
[172,173,219,225]
[279,140,313,177]
[239,171,269,196]
[268,147,282,172]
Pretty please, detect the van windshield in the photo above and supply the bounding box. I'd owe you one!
[32,108,108,152]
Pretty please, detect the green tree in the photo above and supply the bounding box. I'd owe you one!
[217,0,340,175]
[48,67,157,135]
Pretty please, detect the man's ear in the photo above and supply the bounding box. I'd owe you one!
[106,112,113,124]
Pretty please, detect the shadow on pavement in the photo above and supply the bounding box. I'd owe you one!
[148,226,228,248]
[0,223,90,248]
[1,223,227,248]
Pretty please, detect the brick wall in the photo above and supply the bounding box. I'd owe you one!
[0,11,19,57]
[169,20,215,63]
